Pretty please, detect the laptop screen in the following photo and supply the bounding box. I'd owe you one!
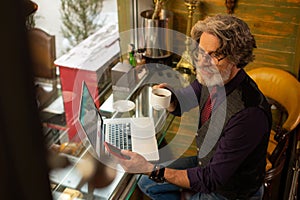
[79,82,102,150]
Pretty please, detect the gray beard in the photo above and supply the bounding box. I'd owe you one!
[196,65,232,87]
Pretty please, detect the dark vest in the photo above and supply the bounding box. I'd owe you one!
[196,75,272,199]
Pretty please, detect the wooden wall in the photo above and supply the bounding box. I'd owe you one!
[118,0,300,78]
[164,0,300,78]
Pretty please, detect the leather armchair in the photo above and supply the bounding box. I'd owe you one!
[247,67,300,200]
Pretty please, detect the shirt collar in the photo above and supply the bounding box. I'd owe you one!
[211,69,246,105]
[224,69,246,95]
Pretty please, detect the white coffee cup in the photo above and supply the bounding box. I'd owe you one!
[150,88,171,110]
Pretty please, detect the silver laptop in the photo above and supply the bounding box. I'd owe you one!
[78,81,159,161]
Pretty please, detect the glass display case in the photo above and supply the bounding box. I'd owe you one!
[46,63,190,199]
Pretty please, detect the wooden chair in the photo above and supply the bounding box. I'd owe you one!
[247,67,300,200]
[27,27,58,110]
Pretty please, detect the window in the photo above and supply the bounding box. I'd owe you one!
[33,0,118,57]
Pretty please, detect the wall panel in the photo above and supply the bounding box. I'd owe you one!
[164,0,300,77]
[117,0,300,77]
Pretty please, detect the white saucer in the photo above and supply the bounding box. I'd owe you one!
[112,100,135,112]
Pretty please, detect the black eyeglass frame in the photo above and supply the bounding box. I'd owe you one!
[192,46,227,65]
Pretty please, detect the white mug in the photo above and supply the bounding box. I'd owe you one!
[150,88,171,110]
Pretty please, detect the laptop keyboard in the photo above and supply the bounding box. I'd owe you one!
[107,122,132,150]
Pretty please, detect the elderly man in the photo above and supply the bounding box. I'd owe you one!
[115,14,272,200]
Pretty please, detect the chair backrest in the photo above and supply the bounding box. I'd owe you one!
[248,67,300,200]
[27,27,56,80]
[247,67,300,132]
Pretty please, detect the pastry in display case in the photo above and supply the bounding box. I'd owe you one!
[48,132,118,200]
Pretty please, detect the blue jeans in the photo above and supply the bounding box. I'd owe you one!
[138,156,264,200]
[138,156,198,200]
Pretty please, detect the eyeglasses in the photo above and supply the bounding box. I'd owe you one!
[192,47,226,65]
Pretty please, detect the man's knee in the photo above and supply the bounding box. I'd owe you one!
[138,175,158,194]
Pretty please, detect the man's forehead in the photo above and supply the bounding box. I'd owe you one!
[199,32,220,52]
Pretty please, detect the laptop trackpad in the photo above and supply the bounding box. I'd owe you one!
[130,118,156,138]
[132,136,159,161]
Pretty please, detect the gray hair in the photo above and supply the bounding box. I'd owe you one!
[191,14,256,68]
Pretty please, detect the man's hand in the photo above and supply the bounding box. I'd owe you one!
[152,83,168,90]
[115,150,154,175]
[113,150,191,189]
